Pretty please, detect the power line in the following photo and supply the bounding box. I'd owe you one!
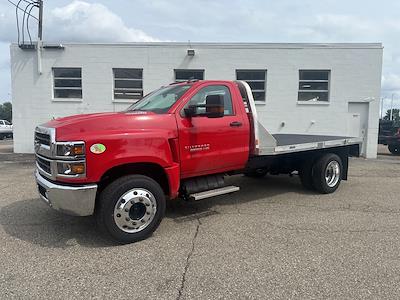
[26,3,38,44]
[8,0,40,46]
[22,2,38,44]
[15,0,26,45]
[7,0,39,21]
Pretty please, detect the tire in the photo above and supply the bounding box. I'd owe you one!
[388,144,400,155]
[312,153,343,194]
[244,168,268,178]
[299,160,314,190]
[96,175,166,244]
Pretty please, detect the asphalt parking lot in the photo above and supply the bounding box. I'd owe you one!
[1,140,400,299]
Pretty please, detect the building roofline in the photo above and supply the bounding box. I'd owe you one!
[10,42,383,49]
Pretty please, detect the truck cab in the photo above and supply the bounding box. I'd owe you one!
[34,80,361,243]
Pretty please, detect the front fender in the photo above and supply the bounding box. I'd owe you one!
[87,133,175,182]
[57,130,178,185]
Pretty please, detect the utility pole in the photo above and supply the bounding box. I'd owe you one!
[37,0,43,75]
[38,0,43,40]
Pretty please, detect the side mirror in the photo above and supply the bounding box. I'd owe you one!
[184,105,197,118]
[205,94,224,118]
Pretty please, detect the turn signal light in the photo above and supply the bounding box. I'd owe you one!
[72,145,84,155]
[57,162,85,176]
[71,163,85,174]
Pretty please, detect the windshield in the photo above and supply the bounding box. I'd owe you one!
[126,84,192,114]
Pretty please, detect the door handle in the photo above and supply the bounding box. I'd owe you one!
[230,121,242,127]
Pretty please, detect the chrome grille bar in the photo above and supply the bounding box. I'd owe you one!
[34,132,50,146]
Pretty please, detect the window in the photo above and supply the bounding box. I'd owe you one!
[298,70,330,102]
[127,84,191,114]
[113,68,143,101]
[185,85,233,116]
[4,120,11,125]
[175,69,204,82]
[53,68,82,99]
[236,70,266,102]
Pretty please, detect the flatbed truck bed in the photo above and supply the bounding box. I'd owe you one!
[263,134,362,155]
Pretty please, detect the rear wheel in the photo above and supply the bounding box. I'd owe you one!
[388,144,400,155]
[312,153,343,194]
[96,175,166,244]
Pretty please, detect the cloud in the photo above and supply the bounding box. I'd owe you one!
[283,13,394,43]
[382,74,400,93]
[0,4,19,42]
[0,1,160,44]
[0,0,400,105]
[0,0,161,101]
[46,1,160,43]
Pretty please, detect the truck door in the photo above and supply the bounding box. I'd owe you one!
[176,84,249,178]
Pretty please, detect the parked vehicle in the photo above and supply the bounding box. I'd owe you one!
[0,119,13,139]
[387,136,400,155]
[34,80,361,243]
[378,119,400,155]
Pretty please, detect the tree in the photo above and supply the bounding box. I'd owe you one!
[383,108,400,122]
[0,102,12,122]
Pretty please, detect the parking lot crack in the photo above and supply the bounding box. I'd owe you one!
[177,218,201,300]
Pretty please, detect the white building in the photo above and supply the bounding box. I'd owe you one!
[10,42,383,158]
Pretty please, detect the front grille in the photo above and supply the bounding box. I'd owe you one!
[36,156,51,174]
[38,184,47,198]
[35,132,50,146]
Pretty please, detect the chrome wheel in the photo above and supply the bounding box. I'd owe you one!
[113,188,157,233]
[325,161,340,188]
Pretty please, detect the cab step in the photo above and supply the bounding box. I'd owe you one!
[189,186,240,201]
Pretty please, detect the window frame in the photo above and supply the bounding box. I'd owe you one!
[297,70,331,104]
[174,69,205,82]
[112,68,144,103]
[235,69,267,104]
[52,67,83,101]
[181,84,235,117]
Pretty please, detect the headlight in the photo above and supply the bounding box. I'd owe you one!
[57,162,85,176]
[56,142,85,157]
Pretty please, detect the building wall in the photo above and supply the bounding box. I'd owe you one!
[10,43,383,157]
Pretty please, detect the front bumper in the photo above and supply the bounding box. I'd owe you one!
[35,170,97,216]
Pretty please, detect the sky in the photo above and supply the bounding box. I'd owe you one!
[0,0,400,113]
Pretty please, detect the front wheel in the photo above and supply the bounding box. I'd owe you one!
[312,153,343,194]
[96,175,166,244]
[388,144,400,155]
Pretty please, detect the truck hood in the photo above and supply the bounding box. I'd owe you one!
[44,112,178,141]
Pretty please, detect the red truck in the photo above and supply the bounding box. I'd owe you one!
[34,80,361,243]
